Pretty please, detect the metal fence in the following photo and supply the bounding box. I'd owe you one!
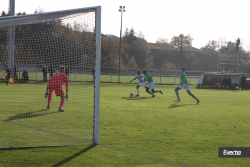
[0,66,203,84]
[100,67,202,84]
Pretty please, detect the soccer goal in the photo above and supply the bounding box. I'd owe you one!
[0,6,101,148]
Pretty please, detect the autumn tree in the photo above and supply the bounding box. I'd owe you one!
[101,37,123,68]
[34,7,45,14]
[170,34,193,69]
[136,30,145,40]
[199,40,219,71]
[170,34,193,49]
[156,38,171,49]
[162,62,176,70]
[152,38,177,70]
[123,38,152,69]
[1,11,8,17]
[123,27,137,44]
[125,56,138,69]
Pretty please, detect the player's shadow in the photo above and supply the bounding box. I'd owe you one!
[52,145,96,167]
[168,103,196,109]
[122,96,151,100]
[4,109,58,121]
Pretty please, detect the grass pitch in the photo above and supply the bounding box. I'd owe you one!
[0,83,250,166]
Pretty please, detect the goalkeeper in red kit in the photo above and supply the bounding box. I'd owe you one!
[45,66,68,112]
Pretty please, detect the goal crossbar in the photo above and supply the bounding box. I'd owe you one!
[0,6,99,27]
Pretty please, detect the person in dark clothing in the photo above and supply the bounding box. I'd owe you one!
[42,66,47,82]
[241,74,246,90]
[226,77,231,88]
[5,65,11,85]
[65,66,70,77]
[22,70,29,83]
[13,65,17,82]
[48,65,54,79]
[221,78,225,87]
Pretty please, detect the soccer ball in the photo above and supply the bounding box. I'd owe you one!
[130,92,134,97]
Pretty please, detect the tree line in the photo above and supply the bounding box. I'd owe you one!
[102,29,250,73]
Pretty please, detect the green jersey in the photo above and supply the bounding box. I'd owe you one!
[144,73,153,83]
[181,71,188,85]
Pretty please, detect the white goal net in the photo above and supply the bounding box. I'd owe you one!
[0,6,101,148]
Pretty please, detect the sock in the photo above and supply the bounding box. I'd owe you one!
[48,92,52,106]
[59,98,65,108]
[147,90,154,96]
[154,90,161,93]
[175,90,180,100]
[137,89,139,95]
[190,93,199,101]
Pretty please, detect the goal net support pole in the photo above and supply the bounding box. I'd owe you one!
[93,6,101,145]
[8,0,15,78]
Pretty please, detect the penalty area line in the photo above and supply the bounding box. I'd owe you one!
[100,144,187,167]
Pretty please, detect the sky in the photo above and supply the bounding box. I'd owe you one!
[1,0,250,49]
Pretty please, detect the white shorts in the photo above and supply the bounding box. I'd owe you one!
[146,82,155,89]
[177,83,190,91]
[138,82,146,87]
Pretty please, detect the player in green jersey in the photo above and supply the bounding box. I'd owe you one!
[174,67,200,104]
[143,70,163,97]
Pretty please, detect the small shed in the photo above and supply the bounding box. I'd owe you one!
[197,72,242,89]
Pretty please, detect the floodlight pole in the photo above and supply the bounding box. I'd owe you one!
[234,50,236,73]
[234,38,240,73]
[180,36,183,71]
[179,36,183,83]
[8,0,15,77]
[118,6,125,83]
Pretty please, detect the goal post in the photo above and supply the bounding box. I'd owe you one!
[0,6,101,148]
[93,6,101,145]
